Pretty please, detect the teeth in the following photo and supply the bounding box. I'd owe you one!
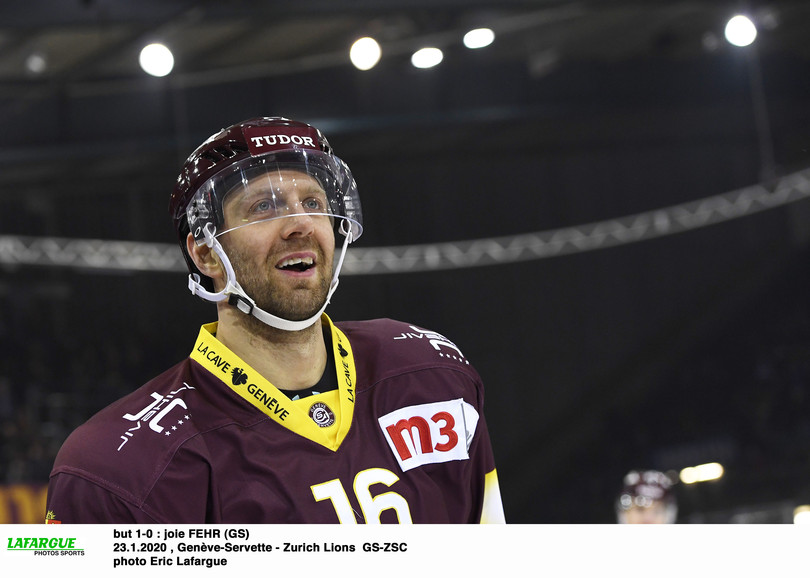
[278,256,314,269]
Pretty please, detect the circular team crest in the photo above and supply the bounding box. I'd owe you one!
[309,402,335,427]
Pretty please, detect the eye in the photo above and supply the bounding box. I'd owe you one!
[302,197,327,212]
[249,198,277,215]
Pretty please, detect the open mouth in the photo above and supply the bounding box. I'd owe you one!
[276,256,315,273]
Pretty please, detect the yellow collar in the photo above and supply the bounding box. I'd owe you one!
[190,314,356,451]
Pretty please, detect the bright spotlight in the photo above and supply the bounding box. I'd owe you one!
[139,43,175,77]
[794,506,810,524]
[25,52,47,75]
[680,462,724,484]
[350,37,381,71]
[463,28,495,49]
[724,15,758,47]
[411,47,443,69]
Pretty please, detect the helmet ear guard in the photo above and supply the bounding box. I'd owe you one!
[184,223,227,300]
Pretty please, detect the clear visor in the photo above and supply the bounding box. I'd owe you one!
[186,151,363,245]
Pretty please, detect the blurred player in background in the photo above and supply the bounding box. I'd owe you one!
[616,469,677,524]
[45,117,505,524]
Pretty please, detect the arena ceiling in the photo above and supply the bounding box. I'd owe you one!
[1,0,810,203]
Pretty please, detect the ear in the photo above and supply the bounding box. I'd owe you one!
[186,233,225,287]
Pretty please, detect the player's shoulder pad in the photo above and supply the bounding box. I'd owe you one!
[336,318,480,383]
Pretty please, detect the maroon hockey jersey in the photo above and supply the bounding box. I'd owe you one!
[46,316,504,524]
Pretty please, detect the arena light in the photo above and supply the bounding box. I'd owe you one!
[463,28,495,49]
[794,506,810,524]
[349,37,381,71]
[680,462,724,484]
[411,47,443,69]
[724,15,757,47]
[25,51,48,75]
[139,43,174,77]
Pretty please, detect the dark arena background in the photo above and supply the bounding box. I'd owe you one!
[2,0,810,524]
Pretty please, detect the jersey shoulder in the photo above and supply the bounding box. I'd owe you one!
[50,357,247,505]
[336,318,481,389]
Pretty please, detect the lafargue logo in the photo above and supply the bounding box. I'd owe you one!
[309,402,335,427]
[6,536,85,557]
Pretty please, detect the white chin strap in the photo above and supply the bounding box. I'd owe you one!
[188,221,354,332]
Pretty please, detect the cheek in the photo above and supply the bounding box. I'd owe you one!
[315,223,336,253]
[220,233,266,266]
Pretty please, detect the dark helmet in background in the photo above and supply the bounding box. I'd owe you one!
[616,469,678,524]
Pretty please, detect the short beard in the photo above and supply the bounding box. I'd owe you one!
[223,242,333,334]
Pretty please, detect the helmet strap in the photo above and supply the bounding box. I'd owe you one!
[187,221,355,332]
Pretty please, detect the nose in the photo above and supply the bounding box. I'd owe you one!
[278,211,315,239]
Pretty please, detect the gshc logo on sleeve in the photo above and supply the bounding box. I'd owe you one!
[378,399,479,472]
[116,383,195,451]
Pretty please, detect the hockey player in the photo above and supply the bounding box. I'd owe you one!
[46,117,505,524]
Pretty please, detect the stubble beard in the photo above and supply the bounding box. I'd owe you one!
[224,242,333,335]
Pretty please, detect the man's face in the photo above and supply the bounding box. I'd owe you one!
[218,168,336,321]
[620,502,672,524]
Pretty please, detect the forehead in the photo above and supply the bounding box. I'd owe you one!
[223,168,324,205]
[236,168,323,192]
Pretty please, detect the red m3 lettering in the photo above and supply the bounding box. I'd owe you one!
[385,411,458,461]
[379,399,478,472]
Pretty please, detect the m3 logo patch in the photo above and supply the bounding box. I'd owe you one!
[378,399,479,472]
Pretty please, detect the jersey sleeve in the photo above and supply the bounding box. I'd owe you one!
[46,472,159,523]
[469,411,506,524]
[46,434,215,524]
[481,469,505,523]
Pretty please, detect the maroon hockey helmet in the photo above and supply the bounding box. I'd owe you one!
[169,117,363,287]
